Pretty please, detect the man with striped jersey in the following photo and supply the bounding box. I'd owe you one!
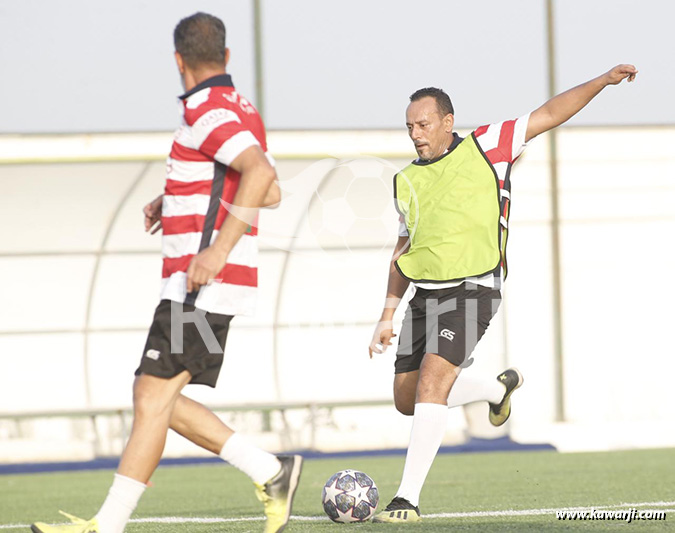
[369,64,638,523]
[32,12,301,533]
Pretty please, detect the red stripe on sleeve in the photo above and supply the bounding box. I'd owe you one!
[497,120,516,162]
[474,124,490,137]
[199,123,246,159]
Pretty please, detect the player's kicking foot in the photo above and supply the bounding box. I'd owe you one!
[488,367,524,427]
[255,454,303,533]
[31,511,99,533]
[371,496,421,523]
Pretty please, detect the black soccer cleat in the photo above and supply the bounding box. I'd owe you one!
[371,496,421,523]
[488,368,524,426]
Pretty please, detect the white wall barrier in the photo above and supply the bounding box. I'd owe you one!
[1,127,674,461]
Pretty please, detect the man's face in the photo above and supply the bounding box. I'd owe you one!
[405,97,454,161]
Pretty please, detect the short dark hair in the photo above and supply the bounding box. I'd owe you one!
[409,87,454,116]
[174,12,226,69]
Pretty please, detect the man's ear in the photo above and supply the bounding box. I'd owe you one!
[225,47,230,67]
[174,51,185,75]
[444,113,454,133]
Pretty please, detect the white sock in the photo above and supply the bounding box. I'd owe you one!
[219,433,281,485]
[395,403,448,507]
[95,473,146,533]
[447,372,505,408]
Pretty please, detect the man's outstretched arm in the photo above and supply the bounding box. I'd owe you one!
[526,64,638,142]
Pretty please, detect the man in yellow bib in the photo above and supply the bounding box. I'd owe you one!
[369,64,638,522]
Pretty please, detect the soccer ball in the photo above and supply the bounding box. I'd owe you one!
[322,469,379,523]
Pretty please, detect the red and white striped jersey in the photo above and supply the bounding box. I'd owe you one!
[160,74,269,316]
[473,113,530,193]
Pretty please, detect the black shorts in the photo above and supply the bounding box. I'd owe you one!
[135,299,233,387]
[395,284,501,373]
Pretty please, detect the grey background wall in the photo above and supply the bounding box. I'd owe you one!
[1,0,673,133]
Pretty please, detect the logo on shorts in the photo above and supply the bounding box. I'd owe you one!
[439,329,455,341]
[145,349,161,360]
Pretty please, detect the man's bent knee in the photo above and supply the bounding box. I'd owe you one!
[393,371,418,416]
[132,372,191,419]
[394,397,415,416]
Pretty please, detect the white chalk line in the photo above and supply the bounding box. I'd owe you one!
[3,500,673,530]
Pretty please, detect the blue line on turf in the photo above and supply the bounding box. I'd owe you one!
[0,436,555,475]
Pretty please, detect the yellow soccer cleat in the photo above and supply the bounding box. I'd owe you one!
[254,454,303,533]
[31,511,99,533]
[488,368,524,427]
[371,497,421,523]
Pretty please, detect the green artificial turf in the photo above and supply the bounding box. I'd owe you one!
[2,448,674,532]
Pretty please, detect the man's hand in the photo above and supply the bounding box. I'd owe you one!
[186,245,228,293]
[603,64,638,85]
[143,195,163,234]
[369,319,397,358]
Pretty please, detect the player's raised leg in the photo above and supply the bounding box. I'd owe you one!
[448,367,524,426]
[394,365,524,425]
